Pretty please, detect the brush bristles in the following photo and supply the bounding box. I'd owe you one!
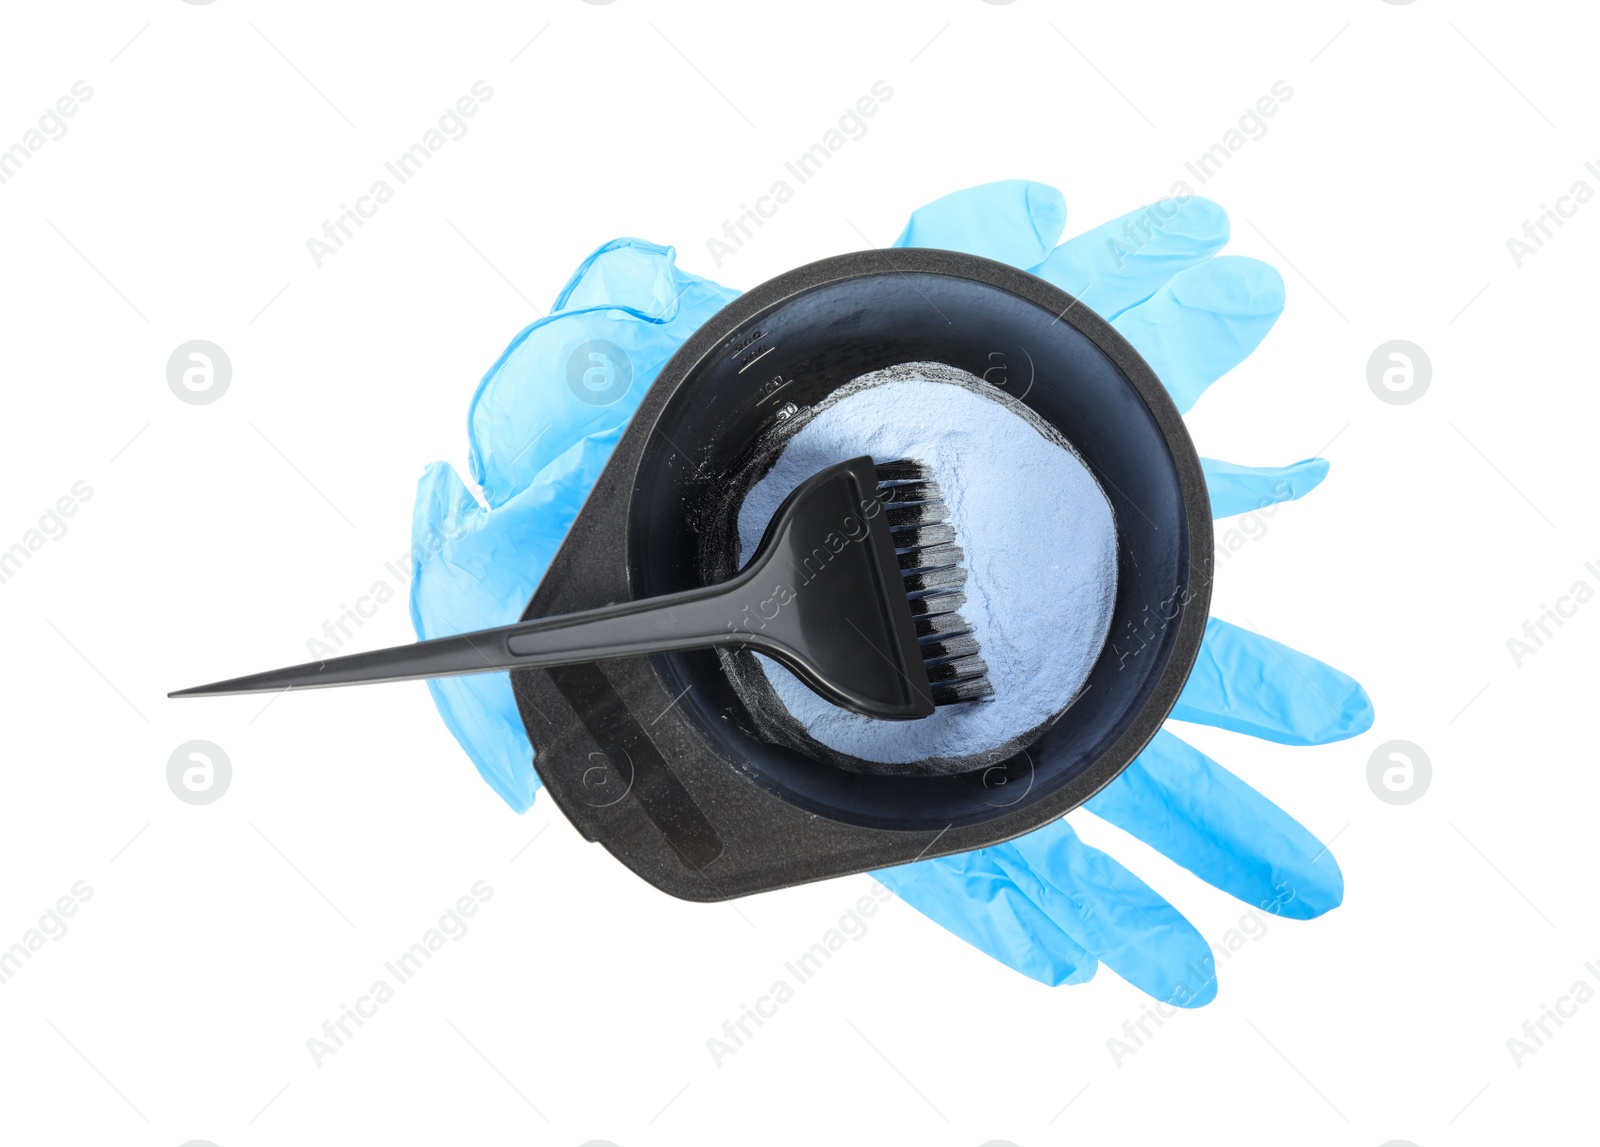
[924,654,989,684]
[876,480,940,505]
[929,674,996,705]
[874,459,931,485]
[897,542,963,573]
[884,500,951,530]
[901,566,966,595]
[913,612,971,640]
[896,521,955,549]
[919,633,981,662]
[903,593,963,620]
[875,459,993,709]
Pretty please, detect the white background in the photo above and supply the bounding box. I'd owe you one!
[0,1,1594,1144]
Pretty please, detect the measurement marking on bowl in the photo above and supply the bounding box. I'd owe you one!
[728,328,766,356]
[756,375,792,405]
[737,344,776,373]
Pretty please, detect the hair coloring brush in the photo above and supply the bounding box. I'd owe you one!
[170,457,992,719]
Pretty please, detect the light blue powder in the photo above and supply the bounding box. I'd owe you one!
[736,362,1118,769]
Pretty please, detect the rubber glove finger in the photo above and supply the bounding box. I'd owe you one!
[419,675,537,811]
[992,820,1218,1007]
[411,415,631,809]
[1171,618,1375,745]
[410,460,541,811]
[1085,730,1344,919]
[552,237,696,314]
[891,179,1067,268]
[1111,256,1284,413]
[1029,196,1229,321]
[1202,457,1329,518]
[467,238,738,506]
[873,851,1098,987]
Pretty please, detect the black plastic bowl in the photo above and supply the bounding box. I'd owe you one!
[513,248,1212,899]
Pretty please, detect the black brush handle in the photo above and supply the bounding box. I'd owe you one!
[167,581,755,697]
[170,457,933,718]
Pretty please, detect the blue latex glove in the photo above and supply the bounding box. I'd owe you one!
[409,183,1373,1006]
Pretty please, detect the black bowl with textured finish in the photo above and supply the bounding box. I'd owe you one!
[511,248,1213,901]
